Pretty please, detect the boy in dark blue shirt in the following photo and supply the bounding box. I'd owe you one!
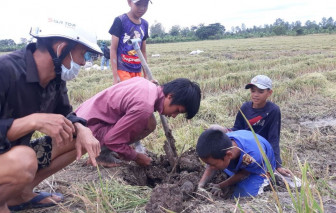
[231,75,290,176]
[197,128,276,198]
[109,0,151,84]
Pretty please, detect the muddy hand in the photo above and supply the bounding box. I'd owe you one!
[135,153,152,166]
[196,184,207,194]
[197,182,205,190]
[195,185,210,198]
[208,183,223,197]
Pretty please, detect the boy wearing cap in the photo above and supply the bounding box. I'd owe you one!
[197,127,276,198]
[0,19,101,212]
[109,0,151,85]
[230,75,291,176]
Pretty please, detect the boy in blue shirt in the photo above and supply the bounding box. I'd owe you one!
[109,0,151,85]
[231,75,291,177]
[197,127,276,198]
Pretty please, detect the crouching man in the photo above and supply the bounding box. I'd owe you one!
[76,77,201,167]
[0,19,102,213]
[196,126,276,198]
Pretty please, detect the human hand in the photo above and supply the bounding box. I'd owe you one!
[196,184,209,198]
[74,124,101,167]
[277,167,292,177]
[135,153,152,166]
[198,182,205,190]
[208,183,223,197]
[33,113,75,146]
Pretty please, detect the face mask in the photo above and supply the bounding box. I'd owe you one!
[56,43,81,81]
[61,52,81,81]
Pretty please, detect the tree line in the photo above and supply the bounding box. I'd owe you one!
[147,17,336,43]
[1,17,336,52]
[0,39,27,52]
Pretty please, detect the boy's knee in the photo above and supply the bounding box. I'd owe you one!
[7,146,38,184]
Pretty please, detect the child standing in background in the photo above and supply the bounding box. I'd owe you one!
[109,0,151,84]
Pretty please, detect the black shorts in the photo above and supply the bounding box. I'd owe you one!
[30,136,53,170]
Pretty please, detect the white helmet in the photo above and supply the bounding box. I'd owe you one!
[30,17,102,54]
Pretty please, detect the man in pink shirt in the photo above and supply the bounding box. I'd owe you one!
[75,77,201,166]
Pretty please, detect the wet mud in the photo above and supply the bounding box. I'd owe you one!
[121,149,209,212]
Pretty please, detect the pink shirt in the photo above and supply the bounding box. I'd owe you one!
[75,77,164,160]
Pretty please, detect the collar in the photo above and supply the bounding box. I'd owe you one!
[25,43,40,83]
[154,86,165,114]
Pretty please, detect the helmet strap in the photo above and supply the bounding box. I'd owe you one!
[43,39,77,90]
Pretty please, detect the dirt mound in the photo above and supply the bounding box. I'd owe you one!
[120,149,233,212]
[122,149,200,211]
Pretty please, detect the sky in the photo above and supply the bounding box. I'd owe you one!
[1,0,336,43]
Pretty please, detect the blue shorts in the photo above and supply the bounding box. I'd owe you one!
[224,169,269,198]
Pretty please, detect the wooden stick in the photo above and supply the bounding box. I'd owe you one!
[127,39,178,168]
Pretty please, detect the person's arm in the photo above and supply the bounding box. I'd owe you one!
[53,84,100,164]
[231,105,246,131]
[218,169,250,188]
[0,77,14,153]
[0,68,74,152]
[111,35,119,84]
[267,107,282,168]
[207,169,250,197]
[109,17,122,84]
[268,107,291,176]
[140,40,148,79]
[0,119,14,153]
[7,113,75,146]
[198,165,217,188]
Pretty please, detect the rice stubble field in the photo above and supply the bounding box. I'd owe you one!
[29,34,336,212]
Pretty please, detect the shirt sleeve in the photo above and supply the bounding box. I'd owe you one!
[103,108,152,161]
[243,151,268,175]
[0,119,14,154]
[231,105,246,131]
[142,19,149,41]
[109,17,122,38]
[66,112,87,126]
[267,106,282,168]
[0,72,14,153]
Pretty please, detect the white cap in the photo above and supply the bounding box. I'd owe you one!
[30,18,102,55]
[245,75,272,89]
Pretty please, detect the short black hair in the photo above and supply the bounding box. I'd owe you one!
[196,129,232,159]
[162,78,201,119]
